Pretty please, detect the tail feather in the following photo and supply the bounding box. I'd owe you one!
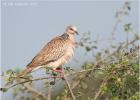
[18,67,33,77]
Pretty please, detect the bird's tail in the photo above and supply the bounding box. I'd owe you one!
[18,67,33,77]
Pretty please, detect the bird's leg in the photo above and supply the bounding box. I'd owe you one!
[50,68,64,85]
[52,68,64,78]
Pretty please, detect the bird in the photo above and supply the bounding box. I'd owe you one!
[19,25,78,77]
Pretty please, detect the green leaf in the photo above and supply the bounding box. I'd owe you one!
[13,87,19,97]
[79,42,84,47]
[0,88,8,92]
[44,81,50,88]
[76,91,82,97]
[85,46,91,52]
[88,97,93,100]
[56,96,61,100]
[6,69,14,74]
[113,96,118,100]
[82,63,93,69]
[52,71,58,76]
[124,23,132,32]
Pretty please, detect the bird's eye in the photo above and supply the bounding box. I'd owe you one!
[70,28,73,30]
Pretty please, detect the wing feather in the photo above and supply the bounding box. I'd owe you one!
[26,36,67,68]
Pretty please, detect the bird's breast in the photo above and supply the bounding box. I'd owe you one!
[47,40,76,68]
[58,41,75,66]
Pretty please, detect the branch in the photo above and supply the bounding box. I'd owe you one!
[93,45,139,100]
[70,39,139,91]
[7,76,62,89]
[96,37,139,65]
[63,72,76,100]
[0,67,102,91]
[47,85,52,100]
[93,79,108,100]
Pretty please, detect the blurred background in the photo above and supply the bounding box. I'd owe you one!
[1,0,139,100]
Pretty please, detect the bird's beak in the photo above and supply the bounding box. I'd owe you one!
[75,31,79,35]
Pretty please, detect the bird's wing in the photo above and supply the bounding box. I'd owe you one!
[26,36,68,68]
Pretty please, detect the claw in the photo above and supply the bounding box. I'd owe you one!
[52,68,64,78]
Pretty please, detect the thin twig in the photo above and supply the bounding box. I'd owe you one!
[63,73,76,100]
[47,85,52,100]
[112,19,121,38]
[93,79,108,100]
[96,37,138,65]
[7,76,62,89]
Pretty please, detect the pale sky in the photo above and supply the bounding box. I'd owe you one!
[1,0,139,99]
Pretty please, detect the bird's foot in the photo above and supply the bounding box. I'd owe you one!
[52,68,64,79]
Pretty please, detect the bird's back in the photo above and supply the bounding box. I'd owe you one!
[26,33,75,70]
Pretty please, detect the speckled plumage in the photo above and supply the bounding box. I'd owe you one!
[20,25,78,76]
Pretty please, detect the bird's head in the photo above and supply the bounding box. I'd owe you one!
[65,25,78,35]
